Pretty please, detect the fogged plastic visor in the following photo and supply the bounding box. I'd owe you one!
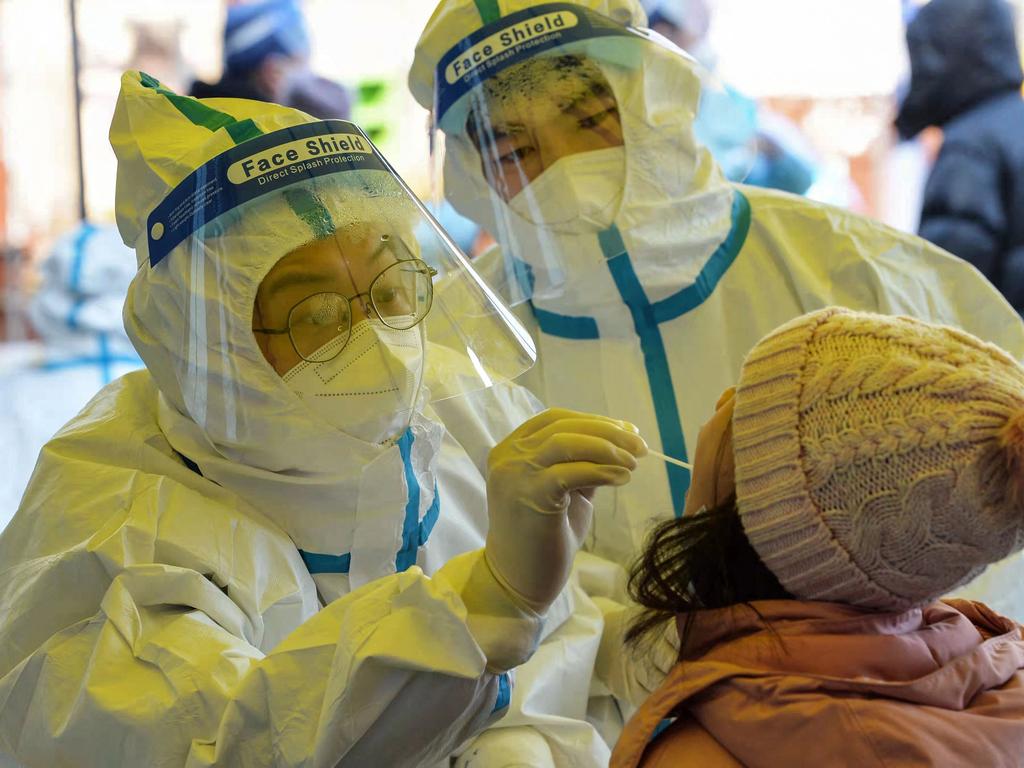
[429,3,718,305]
[142,119,536,418]
[253,249,437,364]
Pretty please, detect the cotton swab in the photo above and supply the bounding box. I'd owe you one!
[645,447,693,471]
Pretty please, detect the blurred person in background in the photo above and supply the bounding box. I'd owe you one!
[418,199,501,270]
[190,0,351,120]
[0,223,142,530]
[896,0,1024,314]
[646,0,818,195]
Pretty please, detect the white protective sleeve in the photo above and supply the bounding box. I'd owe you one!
[0,459,540,768]
[454,572,612,768]
[434,383,617,768]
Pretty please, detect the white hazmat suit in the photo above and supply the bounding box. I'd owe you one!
[0,72,642,767]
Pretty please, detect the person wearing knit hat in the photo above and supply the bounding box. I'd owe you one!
[608,307,1024,767]
[0,72,648,767]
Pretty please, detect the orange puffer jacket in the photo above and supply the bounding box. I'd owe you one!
[612,599,1024,768]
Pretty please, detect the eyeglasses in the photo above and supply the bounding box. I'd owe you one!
[253,258,438,363]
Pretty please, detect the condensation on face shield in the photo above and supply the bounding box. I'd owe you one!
[466,54,625,200]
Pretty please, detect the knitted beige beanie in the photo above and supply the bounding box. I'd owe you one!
[733,307,1024,611]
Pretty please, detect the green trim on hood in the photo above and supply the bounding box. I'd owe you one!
[473,0,502,24]
[140,72,339,243]
[284,189,336,241]
[138,71,264,144]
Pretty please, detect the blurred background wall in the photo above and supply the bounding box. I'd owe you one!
[1,0,1023,340]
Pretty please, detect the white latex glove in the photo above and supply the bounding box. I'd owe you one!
[485,409,646,613]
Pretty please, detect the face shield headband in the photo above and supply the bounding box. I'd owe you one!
[145,120,388,268]
[433,2,652,133]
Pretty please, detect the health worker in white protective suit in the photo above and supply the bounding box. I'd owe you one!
[0,71,647,768]
[408,0,1024,655]
[410,0,1024,723]
[0,223,143,529]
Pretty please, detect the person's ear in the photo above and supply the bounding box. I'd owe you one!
[715,386,736,411]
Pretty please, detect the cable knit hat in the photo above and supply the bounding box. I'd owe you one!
[733,307,1024,611]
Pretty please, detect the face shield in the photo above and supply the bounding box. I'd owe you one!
[427,2,723,305]
[136,119,535,448]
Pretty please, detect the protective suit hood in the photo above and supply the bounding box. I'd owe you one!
[409,0,648,107]
[896,0,1024,140]
[410,0,733,309]
[111,74,401,553]
[112,72,364,457]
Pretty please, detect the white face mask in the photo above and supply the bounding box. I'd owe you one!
[283,319,424,444]
[508,145,626,235]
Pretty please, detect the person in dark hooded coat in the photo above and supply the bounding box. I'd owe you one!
[896,0,1024,314]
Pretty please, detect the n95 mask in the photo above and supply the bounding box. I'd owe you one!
[508,146,626,235]
[283,319,425,444]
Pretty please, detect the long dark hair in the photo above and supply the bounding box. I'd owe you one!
[626,497,793,654]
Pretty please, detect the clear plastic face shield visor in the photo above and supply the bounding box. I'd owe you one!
[429,3,743,306]
[141,119,535,444]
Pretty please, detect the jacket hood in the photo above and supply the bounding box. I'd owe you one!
[613,599,1024,767]
[673,599,1024,708]
[896,0,1023,139]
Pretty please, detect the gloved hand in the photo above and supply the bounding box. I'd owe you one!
[485,409,646,613]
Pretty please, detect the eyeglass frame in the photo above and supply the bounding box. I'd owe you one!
[253,257,438,363]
